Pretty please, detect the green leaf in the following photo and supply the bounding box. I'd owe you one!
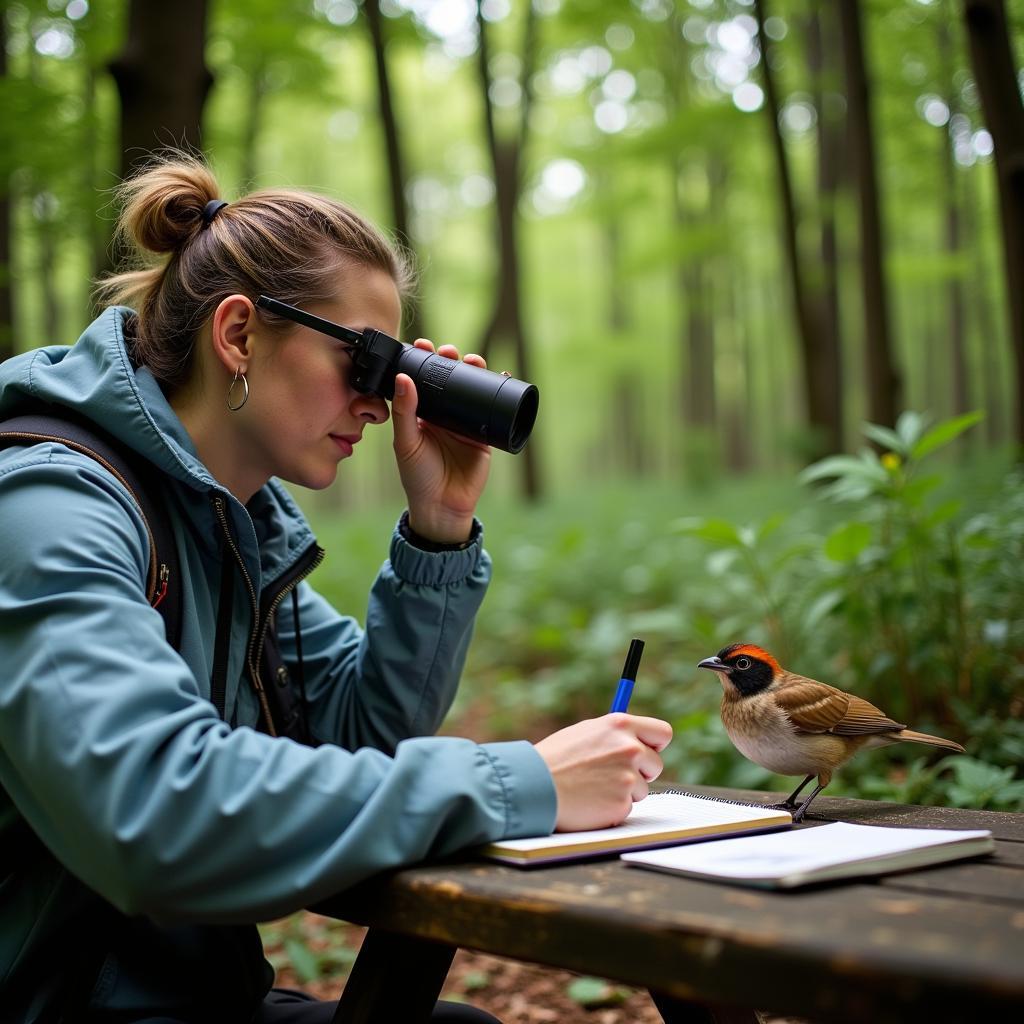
[910,411,984,461]
[461,970,491,992]
[757,513,787,542]
[283,938,321,984]
[566,977,623,1007]
[926,498,962,528]
[672,517,743,546]
[800,454,887,486]
[862,422,907,455]
[824,521,873,563]
[896,411,928,447]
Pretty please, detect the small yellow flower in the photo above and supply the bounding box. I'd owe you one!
[881,452,901,471]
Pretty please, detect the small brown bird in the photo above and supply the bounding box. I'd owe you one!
[697,643,965,821]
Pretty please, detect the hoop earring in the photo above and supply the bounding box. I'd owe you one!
[227,367,249,411]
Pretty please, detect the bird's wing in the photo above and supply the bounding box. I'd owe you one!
[772,677,852,733]
[830,694,906,736]
[775,676,907,736]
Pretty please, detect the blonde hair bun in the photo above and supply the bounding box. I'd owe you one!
[115,153,222,255]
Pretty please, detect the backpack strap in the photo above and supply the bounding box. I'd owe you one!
[0,408,183,650]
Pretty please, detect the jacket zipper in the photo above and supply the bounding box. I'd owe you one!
[211,494,325,735]
[212,494,275,734]
[256,542,325,663]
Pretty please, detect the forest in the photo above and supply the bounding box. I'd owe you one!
[2,0,1023,807]
[4,0,1024,1014]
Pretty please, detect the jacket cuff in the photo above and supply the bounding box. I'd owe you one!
[388,515,485,587]
[478,740,558,839]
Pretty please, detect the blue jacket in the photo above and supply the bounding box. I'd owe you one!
[0,308,556,1021]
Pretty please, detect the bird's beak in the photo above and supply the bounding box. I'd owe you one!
[697,656,730,674]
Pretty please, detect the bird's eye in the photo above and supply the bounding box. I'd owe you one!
[736,657,751,670]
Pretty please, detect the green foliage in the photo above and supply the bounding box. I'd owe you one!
[565,976,627,1009]
[260,914,359,985]
[658,411,1024,810]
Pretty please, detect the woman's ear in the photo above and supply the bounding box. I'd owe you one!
[210,295,257,375]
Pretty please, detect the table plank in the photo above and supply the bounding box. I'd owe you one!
[320,857,1024,1022]
[878,858,1024,903]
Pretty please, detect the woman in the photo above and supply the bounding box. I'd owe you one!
[0,155,672,1023]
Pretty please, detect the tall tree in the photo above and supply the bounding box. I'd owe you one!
[962,0,1024,448]
[475,0,541,500]
[807,2,845,453]
[0,8,13,360]
[363,0,423,341]
[108,0,213,180]
[838,0,900,428]
[755,0,841,459]
[938,13,969,417]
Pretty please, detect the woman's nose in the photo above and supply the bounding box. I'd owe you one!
[352,392,390,425]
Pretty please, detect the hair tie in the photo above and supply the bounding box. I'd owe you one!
[201,199,229,227]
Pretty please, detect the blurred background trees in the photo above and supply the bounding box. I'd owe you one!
[1,0,1022,806]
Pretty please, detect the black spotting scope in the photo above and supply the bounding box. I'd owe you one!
[255,295,539,454]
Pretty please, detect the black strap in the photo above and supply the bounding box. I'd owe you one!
[0,406,183,650]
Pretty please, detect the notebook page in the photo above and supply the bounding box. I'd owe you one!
[622,820,993,878]
[493,791,782,853]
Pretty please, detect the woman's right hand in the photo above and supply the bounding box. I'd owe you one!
[533,714,673,832]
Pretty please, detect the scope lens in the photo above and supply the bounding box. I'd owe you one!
[506,386,539,454]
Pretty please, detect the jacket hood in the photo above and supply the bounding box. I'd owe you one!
[1,307,212,487]
[0,307,318,589]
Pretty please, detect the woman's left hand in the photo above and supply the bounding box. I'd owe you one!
[390,340,492,544]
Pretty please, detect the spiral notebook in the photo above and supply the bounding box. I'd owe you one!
[478,790,792,866]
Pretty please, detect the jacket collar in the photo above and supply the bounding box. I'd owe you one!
[0,307,318,591]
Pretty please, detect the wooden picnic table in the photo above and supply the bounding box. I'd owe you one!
[315,786,1024,1023]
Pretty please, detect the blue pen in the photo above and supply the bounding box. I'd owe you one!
[610,638,645,713]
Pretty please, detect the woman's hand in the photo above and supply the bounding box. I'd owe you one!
[390,339,492,544]
[533,714,673,832]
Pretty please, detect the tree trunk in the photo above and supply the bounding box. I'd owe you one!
[475,2,540,500]
[755,0,838,459]
[964,164,1005,442]
[240,59,268,191]
[807,3,845,452]
[108,0,213,180]
[838,0,900,428]
[961,0,1024,449]
[363,0,424,342]
[0,8,13,360]
[939,16,969,417]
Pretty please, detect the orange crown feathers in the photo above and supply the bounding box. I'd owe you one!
[720,643,782,676]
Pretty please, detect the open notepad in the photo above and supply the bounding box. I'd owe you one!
[478,790,792,866]
[622,820,995,888]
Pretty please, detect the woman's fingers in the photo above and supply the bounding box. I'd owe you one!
[411,338,486,369]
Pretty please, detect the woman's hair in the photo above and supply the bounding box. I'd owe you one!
[95,152,414,390]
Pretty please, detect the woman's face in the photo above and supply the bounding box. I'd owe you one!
[240,265,401,493]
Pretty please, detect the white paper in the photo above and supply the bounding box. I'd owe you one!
[622,821,993,882]
[490,792,786,853]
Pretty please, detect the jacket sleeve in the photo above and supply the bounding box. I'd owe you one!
[0,449,557,925]
[276,521,490,753]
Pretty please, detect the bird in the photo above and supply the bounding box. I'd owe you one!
[697,643,966,822]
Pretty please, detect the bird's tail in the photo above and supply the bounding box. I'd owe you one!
[896,729,965,753]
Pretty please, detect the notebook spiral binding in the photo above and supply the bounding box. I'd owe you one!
[657,789,785,812]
